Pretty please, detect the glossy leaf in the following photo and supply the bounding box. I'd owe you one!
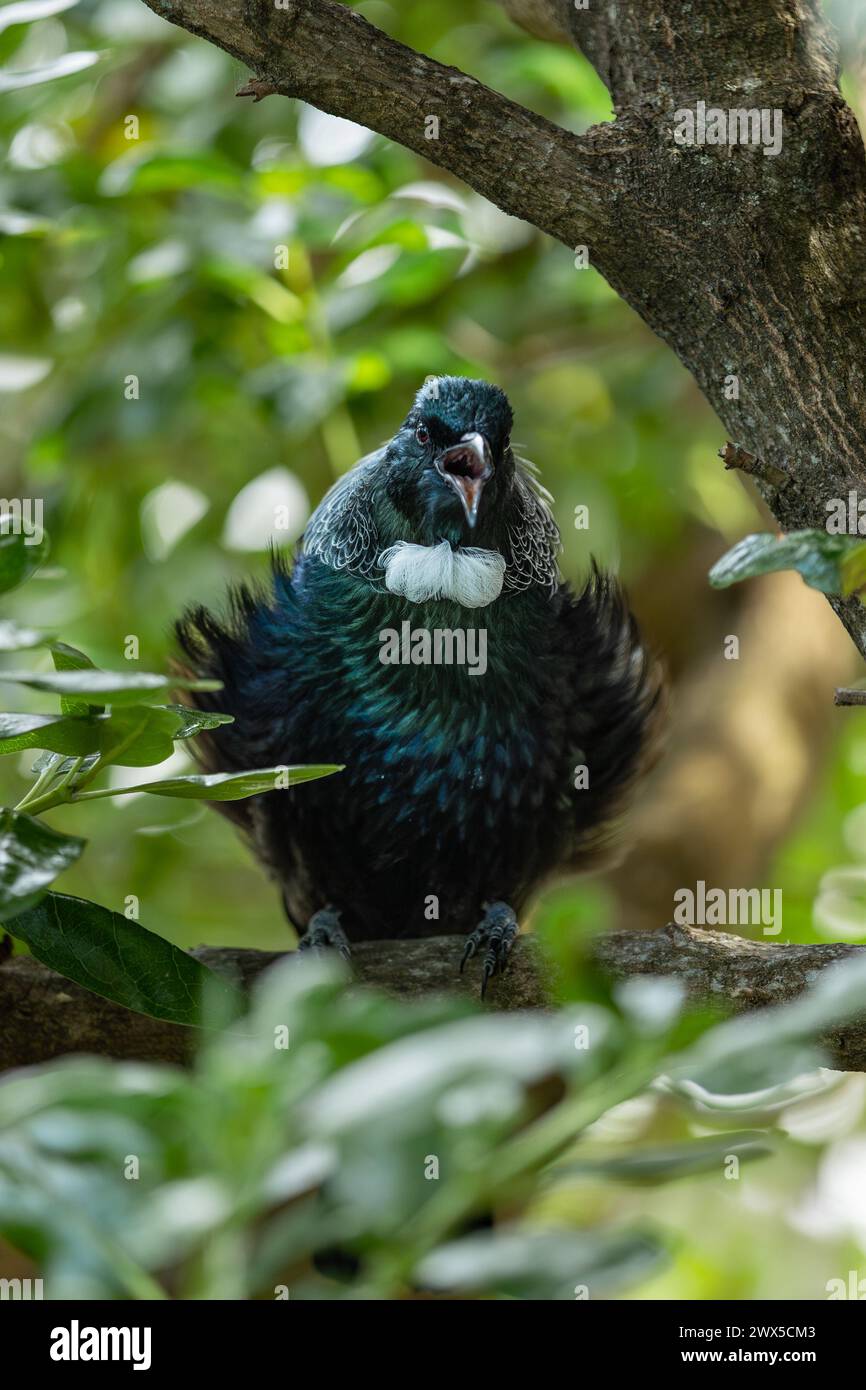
[0,712,101,757]
[75,765,343,801]
[90,703,233,768]
[0,669,221,704]
[0,705,233,765]
[0,810,84,923]
[50,642,100,716]
[30,749,100,783]
[6,892,233,1024]
[709,529,866,597]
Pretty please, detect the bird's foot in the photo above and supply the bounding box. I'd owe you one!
[459,901,518,998]
[298,907,352,962]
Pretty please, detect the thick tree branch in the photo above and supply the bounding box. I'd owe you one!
[142,0,620,249]
[3,927,866,1071]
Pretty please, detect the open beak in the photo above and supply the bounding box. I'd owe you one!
[436,432,493,529]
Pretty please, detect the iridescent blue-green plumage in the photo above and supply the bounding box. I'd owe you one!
[177,378,662,974]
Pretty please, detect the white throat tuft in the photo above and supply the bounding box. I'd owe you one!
[379,541,506,608]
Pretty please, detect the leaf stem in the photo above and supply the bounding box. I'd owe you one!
[12,755,92,816]
[13,759,63,812]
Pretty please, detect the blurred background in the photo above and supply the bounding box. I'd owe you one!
[3,0,866,1299]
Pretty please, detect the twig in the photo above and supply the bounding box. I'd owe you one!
[719,441,790,488]
[834,688,866,706]
[236,79,278,102]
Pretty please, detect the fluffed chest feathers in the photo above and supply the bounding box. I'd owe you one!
[288,576,572,845]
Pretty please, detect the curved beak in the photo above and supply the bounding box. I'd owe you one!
[436,432,493,529]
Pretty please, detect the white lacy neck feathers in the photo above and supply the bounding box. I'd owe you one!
[379,541,506,609]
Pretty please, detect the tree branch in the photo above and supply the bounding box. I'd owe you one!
[3,926,866,1071]
[141,0,620,249]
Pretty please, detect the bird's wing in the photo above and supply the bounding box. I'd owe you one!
[501,460,562,594]
[301,448,385,579]
[554,564,665,873]
[173,559,300,832]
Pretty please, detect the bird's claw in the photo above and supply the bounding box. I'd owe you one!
[299,907,352,962]
[459,901,518,998]
[459,936,478,972]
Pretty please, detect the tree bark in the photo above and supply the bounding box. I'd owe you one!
[3,928,866,1070]
[139,0,866,656]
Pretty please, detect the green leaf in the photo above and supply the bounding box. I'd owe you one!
[0,620,48,651]
[0,811,84,924]
[162,705,234,740]
[0,705,233,765]
[6,892,233,1025]
[31,749,99,783]
[92,706,233,772]
[415,1227,665,1300]
[841,544,866,597]
[708,529,866,596]
[0,669,221,704]
[306,1008,607,1135]
[89,704,233,769]
[551,1132,772,1185]
[0,713,101,757]
[0,51,100,93]
[0,516,49,594]
[0,0,79,35]
[50,642,100,716]
[74,765,344,802]
[105,150,246,197]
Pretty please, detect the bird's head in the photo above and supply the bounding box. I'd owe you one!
[383,377,515,545]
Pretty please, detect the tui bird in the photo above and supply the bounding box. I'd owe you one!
[177,377,663,993]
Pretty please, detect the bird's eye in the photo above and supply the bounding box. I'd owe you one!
[415,424,430,445]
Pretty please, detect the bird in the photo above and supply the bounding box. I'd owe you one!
[176,376,663,994]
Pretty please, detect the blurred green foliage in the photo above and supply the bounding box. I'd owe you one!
[3,0,866,1301]
[3,947,865,1300]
